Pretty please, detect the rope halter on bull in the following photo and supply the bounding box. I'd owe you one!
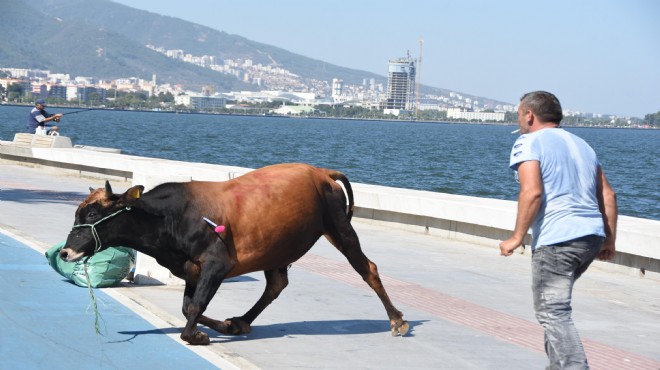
[72,207,131,255]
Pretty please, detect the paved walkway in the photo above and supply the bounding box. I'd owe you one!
[1,162,659,369]
[0,232,234,370]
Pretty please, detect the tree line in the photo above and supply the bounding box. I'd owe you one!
[1,81,657,127]
[643,112,660,126]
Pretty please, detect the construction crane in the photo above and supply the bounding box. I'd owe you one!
[415,37,423,119]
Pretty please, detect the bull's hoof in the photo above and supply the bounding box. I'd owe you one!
[391,320,410,337]
[182,330,210,345]
[224,317,252,335]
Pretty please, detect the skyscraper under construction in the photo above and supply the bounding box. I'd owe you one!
[384,53,416,115]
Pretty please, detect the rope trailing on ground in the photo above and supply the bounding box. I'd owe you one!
[84,263,106,336]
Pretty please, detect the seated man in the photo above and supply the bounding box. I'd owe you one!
[27,99,63,135]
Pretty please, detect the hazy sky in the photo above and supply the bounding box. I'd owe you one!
[112,0,659,117]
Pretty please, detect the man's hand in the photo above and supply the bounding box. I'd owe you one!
[499,237,523,256]
[501,161,541,258]
[597,239,616,261]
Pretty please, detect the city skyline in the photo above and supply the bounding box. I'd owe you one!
[111,0,659,118]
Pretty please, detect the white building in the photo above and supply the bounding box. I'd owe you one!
[331,78,343,100]
[273,105,315,116]
[447,107,505,122]
[66,86,79,101]
[175,94,227,110]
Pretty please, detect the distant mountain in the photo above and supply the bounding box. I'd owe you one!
[3,0,508,107]
[2,0,251,90]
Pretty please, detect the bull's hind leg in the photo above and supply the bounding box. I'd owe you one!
[223,267,290,335]
[325,206,409,336]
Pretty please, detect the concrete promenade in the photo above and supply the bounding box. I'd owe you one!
[1,162,659,369]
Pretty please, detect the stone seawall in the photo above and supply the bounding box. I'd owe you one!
[2,136,658,281]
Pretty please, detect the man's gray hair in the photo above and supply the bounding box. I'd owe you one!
[520,91,563,123]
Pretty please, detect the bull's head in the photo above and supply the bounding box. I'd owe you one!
[60,181,144,262]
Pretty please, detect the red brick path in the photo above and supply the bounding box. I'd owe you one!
[298,253,660,370]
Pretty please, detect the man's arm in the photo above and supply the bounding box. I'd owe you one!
[500,160,543,256]
[44,113,63,123]
[35,112,62,126]
[596,166,617,260]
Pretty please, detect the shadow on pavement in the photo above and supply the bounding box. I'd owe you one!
[0,188,86,204]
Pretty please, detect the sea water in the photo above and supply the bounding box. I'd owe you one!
[1,106,658,220]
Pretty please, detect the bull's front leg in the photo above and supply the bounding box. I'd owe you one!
[181,283,211,345]
[180,257,233,345]
[182,283,234,339]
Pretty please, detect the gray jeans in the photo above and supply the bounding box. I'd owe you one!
[532,235,604,370]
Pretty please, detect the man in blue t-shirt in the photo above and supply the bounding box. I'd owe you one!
[500,91,618,370]
[27,98,63,135]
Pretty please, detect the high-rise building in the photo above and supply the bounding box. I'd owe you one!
[384,54,416,114]
[332,78,343,100]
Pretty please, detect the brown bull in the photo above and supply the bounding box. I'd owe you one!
[61,163,409,345]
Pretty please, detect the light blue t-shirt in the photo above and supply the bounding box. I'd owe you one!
[509,128,605,250]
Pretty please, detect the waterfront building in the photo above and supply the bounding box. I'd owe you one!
[417,98,442,111]
[77,86,107,102]
[384,54,416,116]
[7,80,33,98]
[66,86,79,101]
[48,85,67,100]
[273,104,315,116]
[32,83,48,96]
[447,107,505,122]
[0,78,22,92]
[175,94,227,110]
[225,90,317,106]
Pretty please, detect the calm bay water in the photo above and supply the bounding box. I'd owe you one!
[1,105,658,220]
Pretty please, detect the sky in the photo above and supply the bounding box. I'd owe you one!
[111,0,660,117]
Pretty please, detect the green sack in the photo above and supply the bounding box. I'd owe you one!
[45,242,135,288]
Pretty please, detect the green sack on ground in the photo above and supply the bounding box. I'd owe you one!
[45,242,135,288]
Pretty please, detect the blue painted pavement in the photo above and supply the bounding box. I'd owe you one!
[0,233,220,370]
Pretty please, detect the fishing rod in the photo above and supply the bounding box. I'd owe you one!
[62,108,96,116]
[52,108,95,123]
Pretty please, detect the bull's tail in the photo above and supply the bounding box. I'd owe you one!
[328,170,354,221]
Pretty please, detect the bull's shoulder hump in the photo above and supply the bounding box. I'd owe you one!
[258,162,316,172]
[185,181,228,191]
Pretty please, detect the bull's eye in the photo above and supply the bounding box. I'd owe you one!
[85,210,98,222]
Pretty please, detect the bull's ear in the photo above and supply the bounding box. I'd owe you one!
[104,180,113,197]
[122,185,145,205]
[89,187,95,194]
